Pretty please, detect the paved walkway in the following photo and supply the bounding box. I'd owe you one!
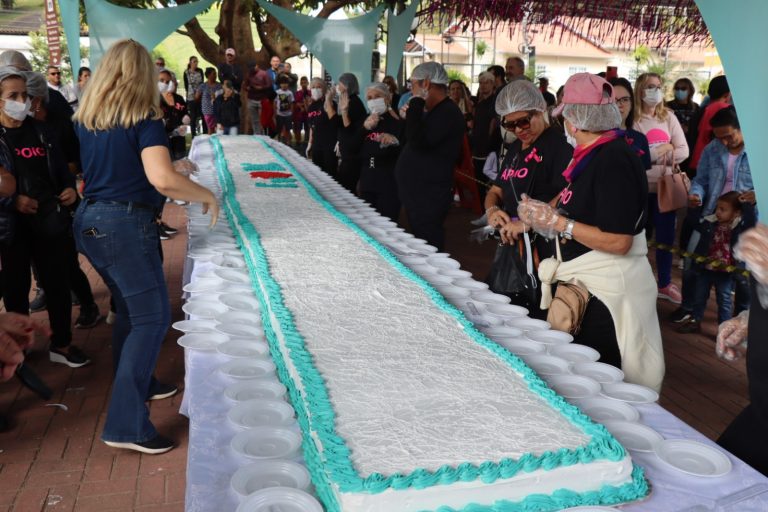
[0,201,751,510]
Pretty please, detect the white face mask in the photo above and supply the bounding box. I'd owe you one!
[643,87,663,106]
[367,97,387,115]
[158,81,170,93]
[310,88,323,101]
[3,98,31,121]
[564,120,578,148]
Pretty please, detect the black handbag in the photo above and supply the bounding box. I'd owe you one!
[486,237,538,311]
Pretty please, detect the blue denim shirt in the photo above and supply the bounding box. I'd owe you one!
[690,138,753,216]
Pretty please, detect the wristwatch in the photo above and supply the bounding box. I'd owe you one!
[561,219,576,240]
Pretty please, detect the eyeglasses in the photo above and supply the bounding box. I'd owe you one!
[615,96,631,105]
[49,72,61,76]
[500,114,533,131]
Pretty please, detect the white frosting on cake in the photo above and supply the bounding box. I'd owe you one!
[215,136,639,511]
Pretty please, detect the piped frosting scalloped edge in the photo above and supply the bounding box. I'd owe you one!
[209,135,650,511]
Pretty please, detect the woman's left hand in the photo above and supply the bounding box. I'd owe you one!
[58,187,78,207]
[499,220,527,245]
[517,195,562,239]
[338,91,349,113]
[363,113,379,130]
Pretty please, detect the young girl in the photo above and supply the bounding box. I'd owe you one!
[274,74,294,144]
[195,67,222,134]
[679,191,756,333]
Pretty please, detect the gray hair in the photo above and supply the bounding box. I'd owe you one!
[366,82,391,99]
[0,50,31,71]
[478,71,495,83]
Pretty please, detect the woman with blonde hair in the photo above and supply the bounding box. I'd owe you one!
[73,39,219,454]
[632,72,689,304]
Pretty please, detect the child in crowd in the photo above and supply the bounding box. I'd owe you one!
[679,191,756,333]
[274,74,294,145]
[214,80,241,135]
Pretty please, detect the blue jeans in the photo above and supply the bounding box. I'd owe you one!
[73,201,169,443]
[692,269,734,324]
[648,194,677,288]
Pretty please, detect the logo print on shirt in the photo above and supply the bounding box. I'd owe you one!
[524,147,543,163]
[500,167,529,181]
[560,188,573,205]
[15,147,46,159]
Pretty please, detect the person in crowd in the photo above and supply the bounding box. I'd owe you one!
[244,60,272,136]
[25,71,102,328]
[609,77,651,170]
[217,48,242,92]
[73,39,219,455]
[283,62,298,94]
[517,73,664,391]
[397,80,413,112]
[666,77,699,174]
[267,56,281,90]
[671,106,754,326]
[273,75,295,145]
[196,67,222,134]
[470,71,501,201]
[633,72,689,304]
[0,66,90,368]
[46,65,76,105]
[448,79,473,131]
[332,73,367,192]
[505,56,525,82]
[690,75,730,172]
[73,67,91,109]
[716,224,768,476]
[292,76,310,145]
[214,79,240,135]
[483,80,571,310]
[394,62,465,251]
[352,82,403,221]
[306,78,339,176]
[183,56,204,137]
[678,191,755,334]
[538,77,556,107]
[487,65,506,91]
[383,75,400,110]
[158,69,188,161]
[154,57,165,73]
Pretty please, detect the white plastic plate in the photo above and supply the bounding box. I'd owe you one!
[572,362,625,384]
[216,310,262,327]
[573,397,640,423]
[522,354,572,376]
[230,428,303,460]
[546,375,601,399]
[230,461,311,497]
[224,380,287,402]
[654,439,732,477]
[181,301,229,319]
[603,420,664,452]
[525,329,574,346]
[601,382,659,404]
[215,322,264,338]
[177,332,229,351]
[548,343,601,364]
[171,319,217,333]
[219,359,276,380]
[227,400,296,428]
[219,293,260,312]
[496,338,547,356]
[213,268,251,284]
[217,340,269,358]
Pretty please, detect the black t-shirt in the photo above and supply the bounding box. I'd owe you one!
[337,94,367,158]
[494,126,572,216]
[358,113,404,191]
[394,96,466,206]
[554,138,648,261]
[469,93,498,158]
[308,100,339,150]
[5,119,55,203]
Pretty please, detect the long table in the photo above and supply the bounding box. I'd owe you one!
[181,135,768,512]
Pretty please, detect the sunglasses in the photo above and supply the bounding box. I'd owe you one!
[500,114,534,131]
[49,71,61,76]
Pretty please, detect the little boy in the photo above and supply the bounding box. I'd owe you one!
[274,74,294,145]
[679,191,756,333]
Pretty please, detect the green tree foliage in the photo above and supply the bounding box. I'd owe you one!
[28,27,89,83]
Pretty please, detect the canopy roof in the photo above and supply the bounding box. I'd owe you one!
[420,0,709,46]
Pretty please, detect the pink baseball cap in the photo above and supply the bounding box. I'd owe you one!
[552,73,614,116]
[225,48,236,56]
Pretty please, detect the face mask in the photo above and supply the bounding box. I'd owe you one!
[3,98,31,121]
[158,81,169,93]
[564,120,578,148]
[367,97,387,115]
[311,88,323,101]
[643,88,663,106]
[674,89,688,102]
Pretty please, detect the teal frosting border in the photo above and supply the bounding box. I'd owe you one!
[209,136,649,510]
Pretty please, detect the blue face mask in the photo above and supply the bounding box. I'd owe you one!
[674,89,688,102]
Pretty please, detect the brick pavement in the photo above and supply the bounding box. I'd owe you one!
[0,201,753,511]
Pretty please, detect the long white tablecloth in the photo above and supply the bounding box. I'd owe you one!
[181,136,768,512]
